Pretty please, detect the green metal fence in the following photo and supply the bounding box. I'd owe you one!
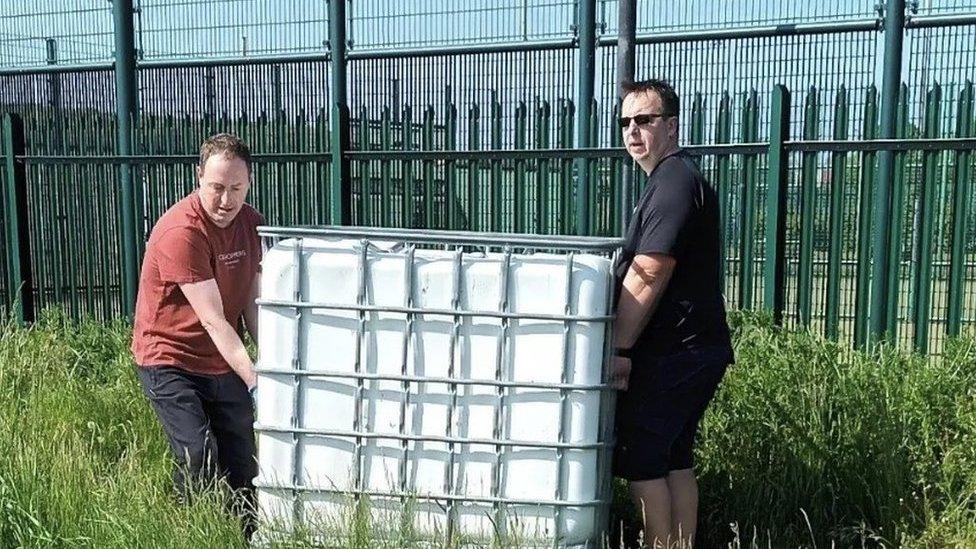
[1,0,975,355]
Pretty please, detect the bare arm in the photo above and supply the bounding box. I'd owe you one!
[243,272,261,344]
[180,278,257,389]
[613,253,677,349]
[610,253,676,390]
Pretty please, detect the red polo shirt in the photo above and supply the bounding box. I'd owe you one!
[131,193,264,375]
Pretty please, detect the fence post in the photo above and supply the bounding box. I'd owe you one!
[616,0,637,235]
[947,81,974,337]
[490,96,503,232]
[913,84,942,354]
[854,86,878,347]
[869,0,906,343]
[575,0,597,236]
[715,92,731,291]
[763,85,790,324]
[329,0,351,225]
[46,38,63,152]
[884,84,910,336]
[798,87,819,327]
[690,93,704,146]
[112,0,139,318]
[2,114,35,324]
[739,90,758,310]
[825,86,849,340]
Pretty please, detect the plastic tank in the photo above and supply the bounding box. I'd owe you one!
[254,227,619,547]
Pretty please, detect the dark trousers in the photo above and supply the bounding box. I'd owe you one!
[137,365,257,535]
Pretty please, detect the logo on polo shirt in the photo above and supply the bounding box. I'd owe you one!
[218,249,247,267]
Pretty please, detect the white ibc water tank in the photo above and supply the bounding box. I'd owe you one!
[254,229,617,547]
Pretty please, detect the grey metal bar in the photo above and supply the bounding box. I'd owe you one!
[595,248,621,542]
[575,0,597,236]
[347,148,626,160]
[256,298,615,322]
[257,225,623,251]
[597,18,881,46]
[397,246,416,496]
[553,252,576,543]
[346,38,577,60]
[289,237,305,525]
[253,424,609,450]
[785,138,976,152]
[252,482,603,508]
[0,62,114,76]
[617,0,638,237]
[442,248,464,538]
[352,241,369,494]
[328,0,351,225]
[905,13,976,28]
[344,143,768,160]
[253,368,611,392]
[139,52,330,69]
[489,248,512,537]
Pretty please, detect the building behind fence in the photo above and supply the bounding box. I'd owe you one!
[1,0,975,354]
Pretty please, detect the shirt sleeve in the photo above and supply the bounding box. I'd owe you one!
[636,170,699,257]
[155,227,214,284]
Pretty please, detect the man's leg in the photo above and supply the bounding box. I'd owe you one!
[136,366,219,500]
[666,468,697,546]
[205,372,258,538]
[615,354,681,548]
[629,478,672,548]
[664,357,728,548]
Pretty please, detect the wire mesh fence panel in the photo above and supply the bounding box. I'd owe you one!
[0,70,117,154]
[23,160,126,320]
[348,0,578,50]
[0,1,114,68]
[135,0,329,60]
[599,0,879,35]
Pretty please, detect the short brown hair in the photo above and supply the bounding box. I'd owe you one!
[622,79,680,117]
[198,133,252,173]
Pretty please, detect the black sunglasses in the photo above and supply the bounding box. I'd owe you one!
[618,113,672,129]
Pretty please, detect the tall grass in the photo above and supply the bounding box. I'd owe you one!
[694,313,976,547]
[0,309,973,547]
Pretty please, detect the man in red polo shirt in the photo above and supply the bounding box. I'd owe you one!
[131,133,263,534]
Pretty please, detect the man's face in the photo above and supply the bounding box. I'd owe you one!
[196,154,251,228]
[621,89,677,165]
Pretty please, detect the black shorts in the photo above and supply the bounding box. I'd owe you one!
[613,345,730,481]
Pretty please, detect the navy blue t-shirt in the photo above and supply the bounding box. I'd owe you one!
[615,150,733,359]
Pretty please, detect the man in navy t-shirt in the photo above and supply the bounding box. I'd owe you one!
[611,79,734,548]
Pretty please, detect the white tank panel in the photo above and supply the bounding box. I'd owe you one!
[256,237,611,545]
